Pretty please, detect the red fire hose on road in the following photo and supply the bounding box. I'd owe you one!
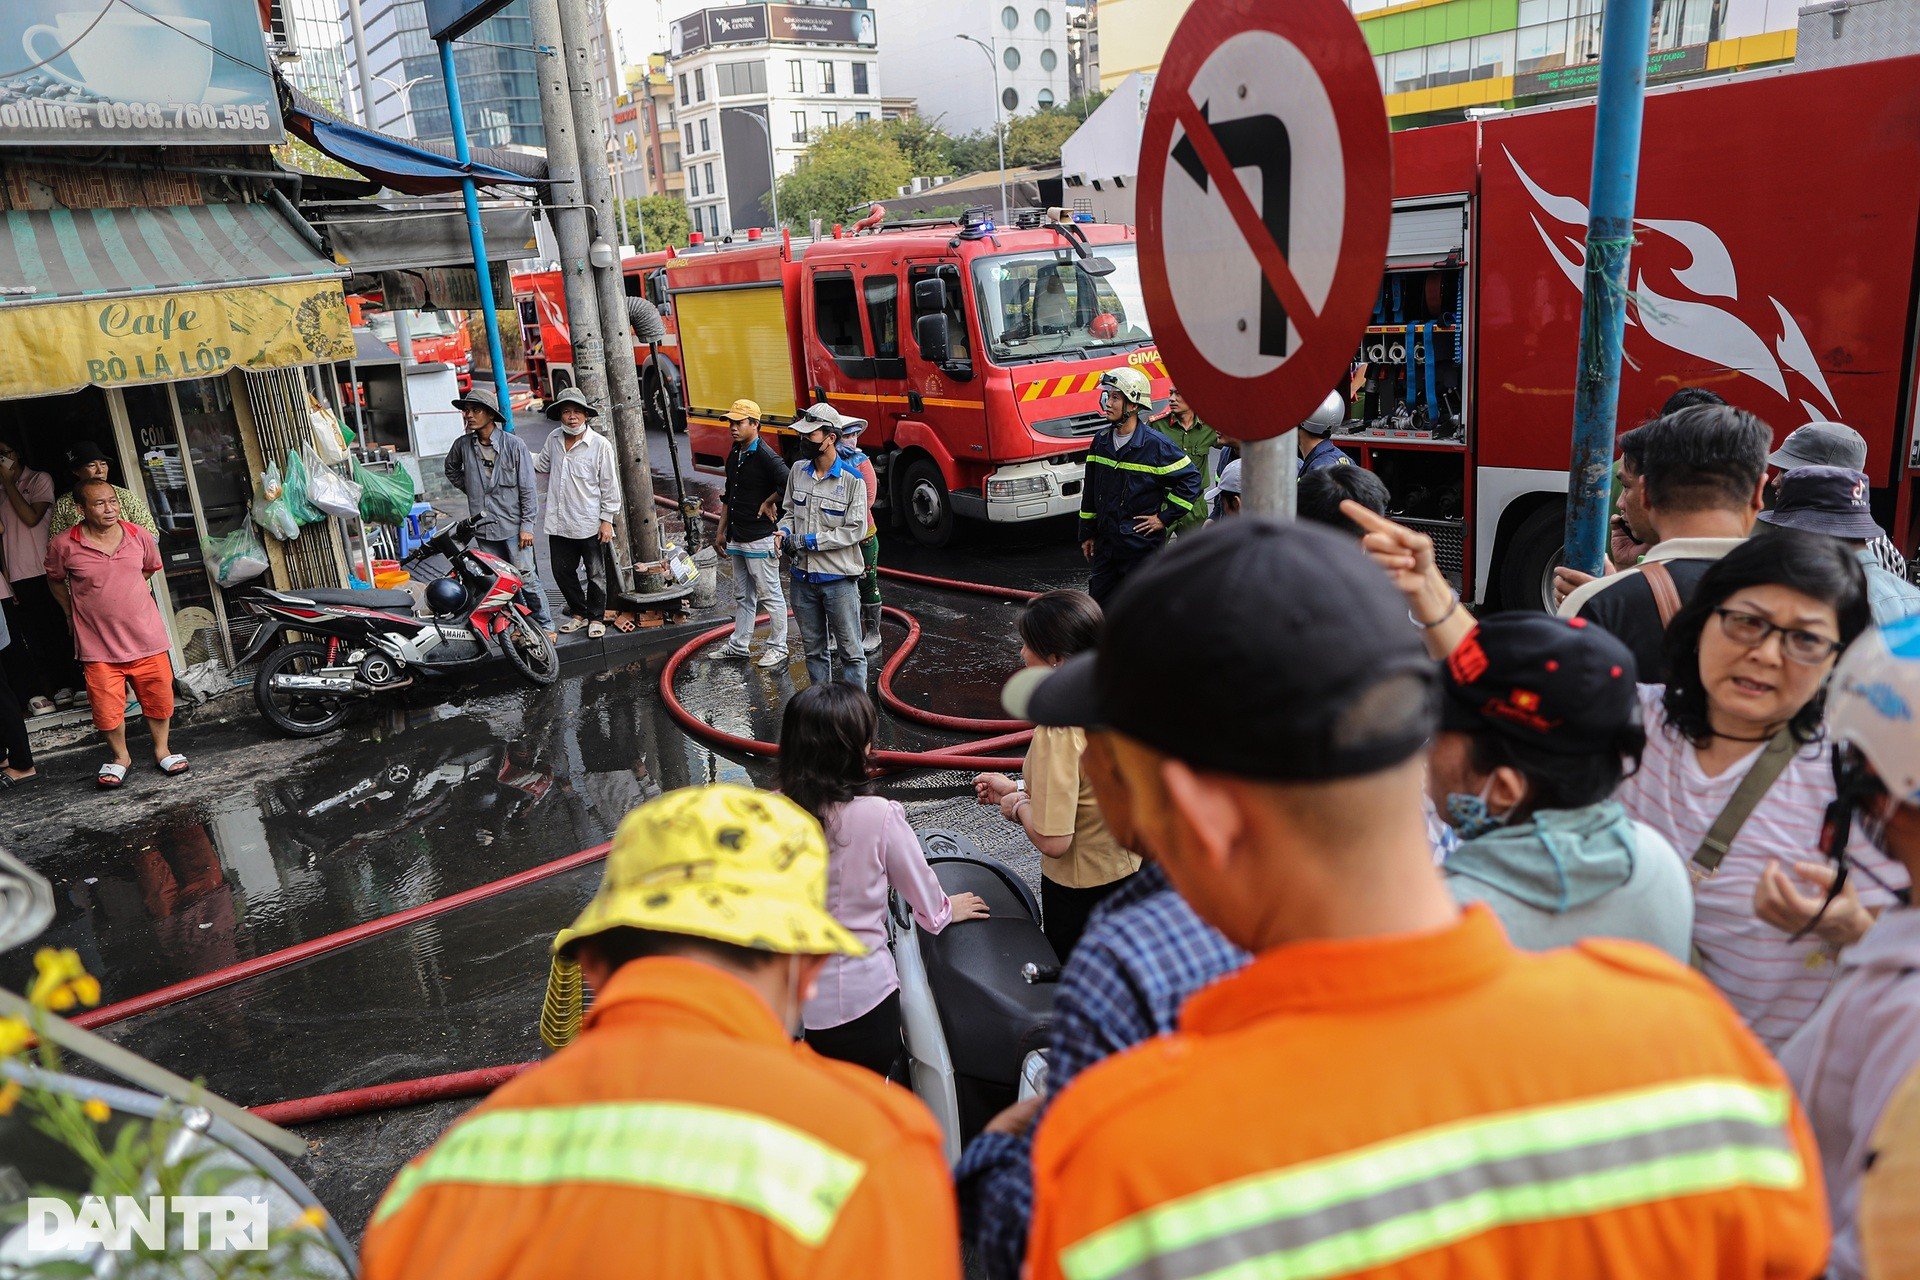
[251,1062,539,1127]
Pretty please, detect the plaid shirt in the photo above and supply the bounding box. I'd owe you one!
[955,862,1248,1280]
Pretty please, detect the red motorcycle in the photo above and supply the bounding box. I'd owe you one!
[237,515,559,737]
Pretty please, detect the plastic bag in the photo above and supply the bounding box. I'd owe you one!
[281,449,324,526]
[251,463,301,542]
[355,461,418,526]
[203,525,269,586]
[309,398,350,465]
[304,445,363,520]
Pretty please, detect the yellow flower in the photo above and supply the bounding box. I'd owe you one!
[81,1098,110,1124]
[28,949,101,1013]
[0,1080,21,1116]
[295,1207,328,1232]
[0,1017,30,1058]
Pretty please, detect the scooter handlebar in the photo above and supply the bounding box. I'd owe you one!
[1021,962,1061,985]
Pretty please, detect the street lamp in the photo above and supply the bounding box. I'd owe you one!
[373,72,434,138]
[721,106,782,232]
[956,33,1010,226]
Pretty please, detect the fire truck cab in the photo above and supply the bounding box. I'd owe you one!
[669,212,1170,545]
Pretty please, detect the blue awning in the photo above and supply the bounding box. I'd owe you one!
[281,81,545,196]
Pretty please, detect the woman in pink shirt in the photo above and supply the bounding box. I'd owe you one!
[782,682,988,1078]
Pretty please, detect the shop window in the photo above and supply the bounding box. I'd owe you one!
[1472,30,1516,79]
[1388,47,1425,94]
[815,273,866,361]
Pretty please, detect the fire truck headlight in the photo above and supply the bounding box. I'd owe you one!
[987,475,1052,500]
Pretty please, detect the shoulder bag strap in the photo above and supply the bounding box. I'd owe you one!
[1691,728,1800,881]
[1640,559,1684,628]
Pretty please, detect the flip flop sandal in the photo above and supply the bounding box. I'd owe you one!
[155,754,189,777]
[96,762,128,790]
[0,772,40,789]
[587,622,607,639]
[558,618,589,634]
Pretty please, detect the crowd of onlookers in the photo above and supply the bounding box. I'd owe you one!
[357,378,1920,1280]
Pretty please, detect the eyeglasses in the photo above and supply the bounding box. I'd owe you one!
[1713,607,1842,665]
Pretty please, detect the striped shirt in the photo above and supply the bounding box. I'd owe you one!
[1616,685,1908,1050]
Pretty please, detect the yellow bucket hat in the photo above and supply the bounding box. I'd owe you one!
[539,784,865,1048]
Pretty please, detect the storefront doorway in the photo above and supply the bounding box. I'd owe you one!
[0,374,255,672]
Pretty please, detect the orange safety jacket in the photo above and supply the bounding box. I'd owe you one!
[362,957,959,1280]
[1028,905,1829,1280]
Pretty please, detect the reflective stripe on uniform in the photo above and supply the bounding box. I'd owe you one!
[372,1100,868,1245]
[1164,493,1196,514]
[1086,454,1194,478]
[1060,1078,1801,1280]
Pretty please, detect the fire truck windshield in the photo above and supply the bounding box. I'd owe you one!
[972,244,1150,363]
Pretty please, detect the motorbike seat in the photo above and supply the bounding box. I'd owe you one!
[283,587,417,610]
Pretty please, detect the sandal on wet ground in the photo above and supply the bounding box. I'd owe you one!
[96,762,128,789]
[155,754,189,777]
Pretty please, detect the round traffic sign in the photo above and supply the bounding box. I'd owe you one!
[1138,0,1392,443]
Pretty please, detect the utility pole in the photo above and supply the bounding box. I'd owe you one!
[1563,0,1656,575]
[530,1,614,422]
[344,0,376,126]
[1240,437,1294,520]
[556,0,664,579]
[957,34,1010,225]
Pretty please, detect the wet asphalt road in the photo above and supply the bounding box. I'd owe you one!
[1,430,1093,1240]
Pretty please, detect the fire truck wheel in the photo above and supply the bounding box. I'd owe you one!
[1498,500,1566,614]
[899,457,955,548]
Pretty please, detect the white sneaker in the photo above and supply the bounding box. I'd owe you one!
[715,640,752,659]
[755,647,788,669]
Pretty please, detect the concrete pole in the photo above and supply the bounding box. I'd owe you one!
[556,0,663,578]
[344,0,376,125]
[532,0,631,554]
[1241,435,1295,520]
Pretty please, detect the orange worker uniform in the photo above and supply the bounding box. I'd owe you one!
[361,958,956,1280]
[361,784,960,1280]
[1028,906,1829,1280]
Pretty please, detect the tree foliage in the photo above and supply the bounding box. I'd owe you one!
[1005,111,1081,167]
[623,195,693,249]
[775,121,914,227]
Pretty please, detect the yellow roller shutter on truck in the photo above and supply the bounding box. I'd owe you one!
[675,285,798,423]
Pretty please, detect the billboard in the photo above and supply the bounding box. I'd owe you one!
[671,5,877,53]
[0,0,282,146]
[425,0,513,43]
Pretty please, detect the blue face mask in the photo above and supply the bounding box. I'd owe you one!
[1444,778,1509,840]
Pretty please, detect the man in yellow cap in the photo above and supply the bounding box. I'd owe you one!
[361,784,960,1280]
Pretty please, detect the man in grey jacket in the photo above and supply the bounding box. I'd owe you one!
[779,411,868,688]
[444,387,555,638]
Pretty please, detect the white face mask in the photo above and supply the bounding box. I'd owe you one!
[562,420,588,437]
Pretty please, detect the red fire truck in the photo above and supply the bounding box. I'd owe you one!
[1344,54,1920,606]
[667,214,1170,545]
[514,250,684,410]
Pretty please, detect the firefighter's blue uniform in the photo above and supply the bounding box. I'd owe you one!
[1078,419,1204,606]
[1299,436,1353,475]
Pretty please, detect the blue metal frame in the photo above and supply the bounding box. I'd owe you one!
[1564,0,1656,575]
[439,38,516,432]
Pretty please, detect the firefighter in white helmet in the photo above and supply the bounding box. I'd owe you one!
[1297,390,1355,476]
[1077,366,1203,606]
[1775,614,1920,1280]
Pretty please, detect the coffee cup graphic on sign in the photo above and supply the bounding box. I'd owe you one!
[22,8,215,103]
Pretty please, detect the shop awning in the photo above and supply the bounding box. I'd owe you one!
[281,81,547,196]
[0,202,354,401]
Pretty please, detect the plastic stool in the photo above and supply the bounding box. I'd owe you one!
[397,503,437,559]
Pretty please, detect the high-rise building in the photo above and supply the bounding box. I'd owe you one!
[878,0,1070,134]
[640,55,688,204]
[278,0,354,111]
[665,2,882,237]
[1087,0,1802,124]
[339,0,544,147]
[1065,0,1097,100]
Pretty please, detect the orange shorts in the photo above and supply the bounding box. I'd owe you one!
[84,652,175,732]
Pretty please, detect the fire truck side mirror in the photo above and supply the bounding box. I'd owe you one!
[915,313,951,365]
[913,278,948,313]
[1082,255,1117,278]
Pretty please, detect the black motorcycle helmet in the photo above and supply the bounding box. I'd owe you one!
[425,576,469,617]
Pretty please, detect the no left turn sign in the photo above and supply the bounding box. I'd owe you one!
[1139,0,1392,443]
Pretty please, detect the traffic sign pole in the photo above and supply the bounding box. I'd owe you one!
[1242,436,1295,520]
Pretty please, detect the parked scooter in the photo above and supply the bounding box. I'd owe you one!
[895,830,1059,1164]
[237,515,559,737]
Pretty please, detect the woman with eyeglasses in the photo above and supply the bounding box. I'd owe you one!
[1617,529,1908,1049]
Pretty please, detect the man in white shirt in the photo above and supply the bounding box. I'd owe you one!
[534,388,622,640]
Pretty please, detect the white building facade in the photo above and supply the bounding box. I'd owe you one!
[667,3,882,238]
[877,0,1070,135]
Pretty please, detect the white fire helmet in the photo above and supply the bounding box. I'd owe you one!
[1828,614,1920,808]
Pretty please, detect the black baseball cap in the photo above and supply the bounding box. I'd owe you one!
[1438,613,1639,755]
[1757,465,1884,542]
[1003,519,1436,780]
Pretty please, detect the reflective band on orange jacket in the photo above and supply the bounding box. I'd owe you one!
[362,957,959,1280]
[1027,906,1830,1280]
